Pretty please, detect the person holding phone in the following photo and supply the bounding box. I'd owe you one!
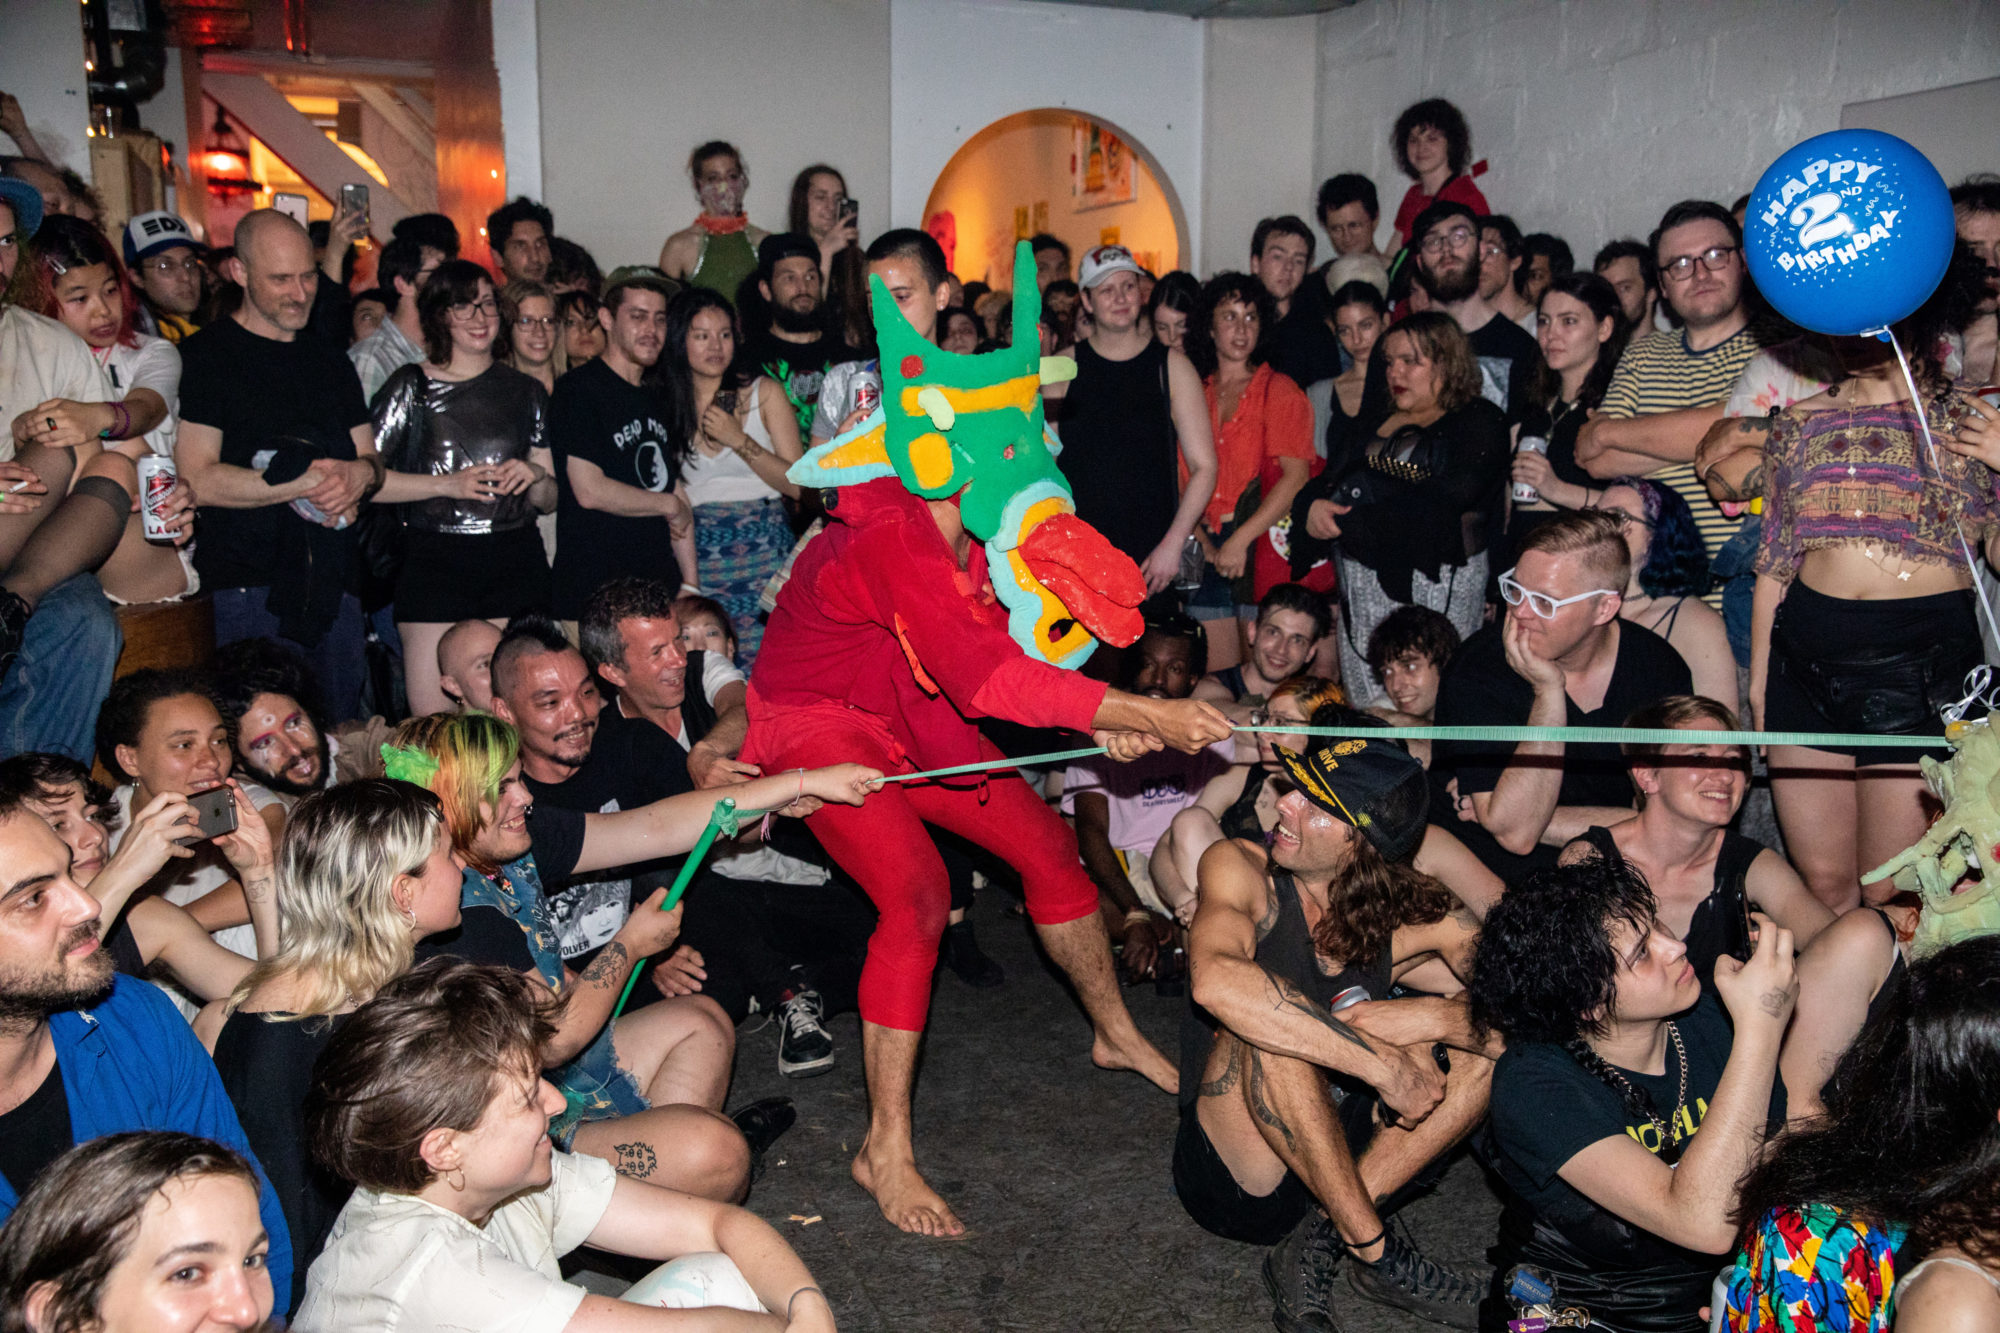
[660,287,802,664]
[0,752,278,1004]
[94,668,288,1014]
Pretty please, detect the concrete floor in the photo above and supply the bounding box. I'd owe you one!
[592,888,1506,1333]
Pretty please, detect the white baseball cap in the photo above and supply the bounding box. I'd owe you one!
[1078,244,1143,290]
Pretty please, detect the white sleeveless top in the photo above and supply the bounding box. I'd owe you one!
[683,378,784,506]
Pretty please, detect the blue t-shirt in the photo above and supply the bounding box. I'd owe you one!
[0,976,295,1310]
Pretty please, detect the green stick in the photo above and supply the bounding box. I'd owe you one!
[609,797,737,1023]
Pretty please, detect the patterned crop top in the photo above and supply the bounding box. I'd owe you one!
[1754,392,1997,585]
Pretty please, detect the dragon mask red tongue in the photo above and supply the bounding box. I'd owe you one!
[1015,513,1146,648]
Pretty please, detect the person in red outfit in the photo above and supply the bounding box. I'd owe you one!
[1387,98,1488,254]
[744,232,1232,1238]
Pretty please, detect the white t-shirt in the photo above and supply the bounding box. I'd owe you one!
[1060,743,1234,857]
[295,1148,617,1333]
[99,332,181,458]
[0,305,108,463]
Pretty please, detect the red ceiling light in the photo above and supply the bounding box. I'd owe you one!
[202,106,260,198]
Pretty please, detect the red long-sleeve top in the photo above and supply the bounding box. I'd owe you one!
[744,478,1107,770]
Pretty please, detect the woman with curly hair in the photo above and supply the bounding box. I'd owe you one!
[1469,856,1799,1333]
[1726,936,2000,1333]
[1387,98,1488,253]
[1594,476,1736,714]
[1181,271,1315,671]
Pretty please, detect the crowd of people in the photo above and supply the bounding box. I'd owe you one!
[0,93,1998,1333]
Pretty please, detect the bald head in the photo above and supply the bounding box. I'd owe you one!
[227,209,318,336]
[437,619,503,712]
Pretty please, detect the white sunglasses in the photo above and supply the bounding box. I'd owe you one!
[1497,567,1619,619]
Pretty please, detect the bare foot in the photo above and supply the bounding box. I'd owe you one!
[851,1135,966,1237]
[1092,1031,1179,1094]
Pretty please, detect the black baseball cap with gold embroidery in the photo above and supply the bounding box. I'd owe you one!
[1273,737,1429,862]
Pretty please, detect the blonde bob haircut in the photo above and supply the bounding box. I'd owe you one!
[226,779,444,1021]
[391,711,521,875]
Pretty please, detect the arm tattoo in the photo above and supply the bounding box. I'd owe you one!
[1254,886,1282,942]
[579,942,629,991]
[1245,1049,1296,1152]
[1269,973,1375,1054]
[1198,1034,1244,1099]
[611,1141,658,1178]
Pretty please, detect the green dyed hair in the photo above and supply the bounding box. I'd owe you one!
[391,712,520,874]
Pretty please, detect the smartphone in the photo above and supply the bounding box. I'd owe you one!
[839,196,859,225]
[339,182,370,230]
[271,192,309,227]
[180,787,239,846]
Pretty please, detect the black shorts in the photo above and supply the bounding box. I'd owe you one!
[1172,1081,1379,1246]
[394,526,551,623]
[1765,581,1978,765]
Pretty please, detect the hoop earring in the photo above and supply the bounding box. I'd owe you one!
[446,1167,466,1192]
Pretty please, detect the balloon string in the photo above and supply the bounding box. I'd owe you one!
[1880,324,2000,655]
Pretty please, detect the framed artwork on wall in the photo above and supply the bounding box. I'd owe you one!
[1072,119,1135,210]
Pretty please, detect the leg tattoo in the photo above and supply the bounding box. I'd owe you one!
[1246,1049,1297,1153]
[611,1140,658,1178]
[1199,1035,1244,1099]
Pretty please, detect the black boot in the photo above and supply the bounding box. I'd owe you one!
[730,1096,797,1185]
[1263,1210,1343,1333]
[941,918,1004,988]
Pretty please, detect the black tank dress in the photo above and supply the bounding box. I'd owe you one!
[1572,825,1761,984]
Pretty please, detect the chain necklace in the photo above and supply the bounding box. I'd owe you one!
[1601,1021,1690,1164]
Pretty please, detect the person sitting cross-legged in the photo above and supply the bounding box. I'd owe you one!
[1469,856,1799,1333]
[1182,734,1496,1332]
[295,959,837,1333]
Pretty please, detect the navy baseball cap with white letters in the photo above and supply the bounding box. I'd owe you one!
[122,210,205,266]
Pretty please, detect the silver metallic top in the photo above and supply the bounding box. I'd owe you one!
[372,362,548,536]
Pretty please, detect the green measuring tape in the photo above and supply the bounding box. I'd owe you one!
[602,719,1958,1023]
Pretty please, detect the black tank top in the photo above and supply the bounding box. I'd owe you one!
[1057,339,1178,564]
[1178,865,1395,1104]
[1573,826,1761,984]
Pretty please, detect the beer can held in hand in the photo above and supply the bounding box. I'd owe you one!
[1511,435,1548,505]
[137,454,178,544]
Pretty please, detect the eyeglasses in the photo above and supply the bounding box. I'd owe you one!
[1479,240,1508,258]
[140,255,203,276]
[1421,226,1476,255]
[1497,567,1620,619]
[514,315,556,331]
[1587,506,1656,531]
[449,297,499,320]
[1660,245,1738,282]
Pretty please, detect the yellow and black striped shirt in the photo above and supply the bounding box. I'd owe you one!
[1599,325,1768,603]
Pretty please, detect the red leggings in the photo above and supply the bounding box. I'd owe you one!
[772,719,1099,1031]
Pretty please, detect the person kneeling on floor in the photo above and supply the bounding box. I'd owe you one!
[1181,734,1495,1332]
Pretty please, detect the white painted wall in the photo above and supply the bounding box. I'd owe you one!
[492,0,542,203]
[0,0,91,173]
[1202,13,1319,276]
[1314,0,2000,264]
[889,0,1204,265]
[532,0,890,273]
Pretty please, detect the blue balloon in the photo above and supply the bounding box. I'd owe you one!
[1744,129,1955,336]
